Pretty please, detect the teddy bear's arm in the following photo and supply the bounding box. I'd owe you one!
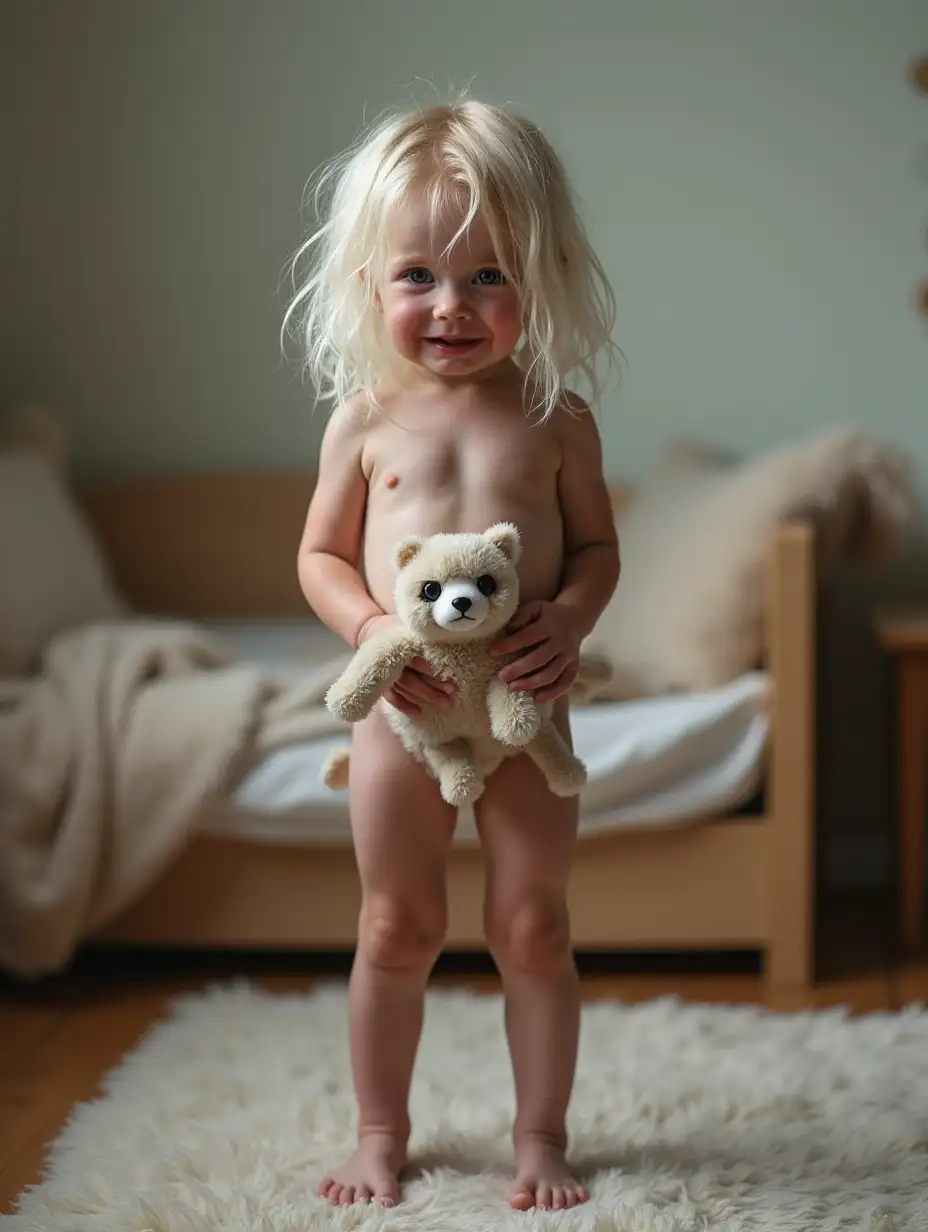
[325,632,420,723]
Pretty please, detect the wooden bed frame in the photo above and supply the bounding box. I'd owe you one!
[79,472,817,988]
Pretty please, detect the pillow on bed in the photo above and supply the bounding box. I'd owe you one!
[585,428,915,696]
[0,409,127,675]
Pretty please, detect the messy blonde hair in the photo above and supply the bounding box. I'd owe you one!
[282,98,619,420]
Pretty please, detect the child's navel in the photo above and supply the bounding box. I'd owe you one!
[385,473,400,489]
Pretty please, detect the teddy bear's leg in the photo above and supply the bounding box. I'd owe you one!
[321,747,351,789]
[525,720,588,797]
[422,739,485,807]
[570,652,615,705]
[485,676,542,747]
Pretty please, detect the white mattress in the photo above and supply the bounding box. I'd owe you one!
[201,620,771,846]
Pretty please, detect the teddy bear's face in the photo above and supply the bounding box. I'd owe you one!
[392,523,521,643]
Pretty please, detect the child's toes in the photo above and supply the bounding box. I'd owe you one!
[374,1182,397,1207]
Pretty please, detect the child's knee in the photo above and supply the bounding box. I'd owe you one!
[360,900,446,970]
[488,896,571,975]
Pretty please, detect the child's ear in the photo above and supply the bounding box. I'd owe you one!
[360,265,383,312]
[394,536,424,571]
[484,522,521,564]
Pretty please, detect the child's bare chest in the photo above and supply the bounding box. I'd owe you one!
[365,405,561,503]
[360,394,566,609]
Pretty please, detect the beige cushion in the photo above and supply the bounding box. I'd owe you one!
[0,446,127,674]
[586,430,916,696]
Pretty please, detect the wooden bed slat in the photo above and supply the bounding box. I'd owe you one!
[98,821,766,950]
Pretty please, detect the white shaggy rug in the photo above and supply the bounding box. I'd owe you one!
[6,983,928,1231]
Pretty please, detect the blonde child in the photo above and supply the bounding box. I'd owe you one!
[285,97,621,1211]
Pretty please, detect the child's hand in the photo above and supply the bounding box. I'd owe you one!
[490,600,582,704]
[358,613,456,717]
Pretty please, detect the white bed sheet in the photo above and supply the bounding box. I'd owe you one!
[201,621,770,847]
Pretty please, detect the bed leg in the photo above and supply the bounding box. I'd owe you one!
[765,523,817,989]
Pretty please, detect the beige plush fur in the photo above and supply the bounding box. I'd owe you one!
[322,524,607,807]
[584,428,918,697]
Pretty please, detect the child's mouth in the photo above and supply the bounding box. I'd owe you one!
[425,337,483,354]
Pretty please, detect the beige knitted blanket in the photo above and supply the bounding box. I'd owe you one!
[0,620,349,978]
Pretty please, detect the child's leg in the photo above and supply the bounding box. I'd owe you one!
[474,701,587,1212]
[318,707,457,1207]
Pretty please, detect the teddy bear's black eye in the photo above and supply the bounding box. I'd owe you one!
[476,575,497,597]
[420,581,442,602]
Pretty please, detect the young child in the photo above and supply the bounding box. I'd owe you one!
[285,97,621,1212]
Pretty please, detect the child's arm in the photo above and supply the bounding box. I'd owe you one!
[551,403,621,639]
[490,403,620,702]
[297,399,381,649]
[298,400,455,717]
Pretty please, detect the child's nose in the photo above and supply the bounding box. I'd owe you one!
[434,284,470,318]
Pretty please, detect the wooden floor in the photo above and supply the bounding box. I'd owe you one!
[1,892,924,1217]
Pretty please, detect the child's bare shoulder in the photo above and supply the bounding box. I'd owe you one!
[554,390,598,444]
[553,392,608,495]
[316,393,374,466]
[559,388,592,419]
[309,397,376,506]
[325,392,373,439]
[325,385,408,441]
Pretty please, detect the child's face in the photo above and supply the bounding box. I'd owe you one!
[374,190,522,381]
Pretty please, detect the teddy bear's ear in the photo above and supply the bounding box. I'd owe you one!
[394,536,424,571]
[484,522,521,564]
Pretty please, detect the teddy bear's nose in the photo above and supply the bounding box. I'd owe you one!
[452,596,473,613]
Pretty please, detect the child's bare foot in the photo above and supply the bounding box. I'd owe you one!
[509,1135,589,1211]
[317,1131,407,1207]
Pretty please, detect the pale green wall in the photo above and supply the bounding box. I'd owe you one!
[7,0,927,482]
[4,0,928,887]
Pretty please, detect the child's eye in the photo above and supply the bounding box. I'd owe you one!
[421,581,442,602]
[403,267,433,285]
[474,268,505,286]
[476,575,497,596]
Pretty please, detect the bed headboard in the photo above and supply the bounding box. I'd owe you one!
[80,473,317,617]
[80,473,632,618]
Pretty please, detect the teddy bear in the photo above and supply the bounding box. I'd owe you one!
[321,522,611,807]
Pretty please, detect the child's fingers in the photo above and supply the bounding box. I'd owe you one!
[412,660,455,691]
[500,644,557,684]
[490,626,545,659]
[534,677,570,704]
[508,654,568,693]
[534,662,579,704]
[399,668,453,705]
[505,601,542,633]
[411,656,441,677]
[386,677,450,713]
[410,657,456,690]
[384,687,421,715]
